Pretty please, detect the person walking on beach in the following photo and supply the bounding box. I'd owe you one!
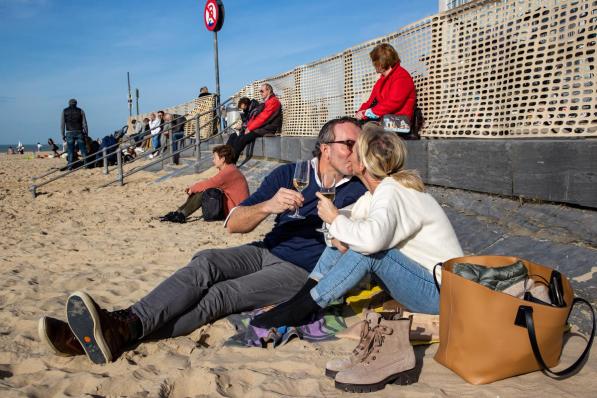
[60,98,89,169]
[38,117,367,365]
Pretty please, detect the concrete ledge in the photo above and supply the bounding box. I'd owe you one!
[428,140,512,195]
[263,136,281,159]
[512,141,597,208]
[250,136,596,208]
[404,140,428,181]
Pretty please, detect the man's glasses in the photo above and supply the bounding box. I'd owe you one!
[324,140,356,151]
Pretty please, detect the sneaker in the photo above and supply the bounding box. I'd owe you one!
[66,291,140,364]
[38,316,85,356]
[159,211,177,222]
[171,212,187,223]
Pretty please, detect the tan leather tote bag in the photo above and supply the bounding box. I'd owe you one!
[433,255,594,384]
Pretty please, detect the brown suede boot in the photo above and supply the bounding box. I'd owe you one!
[38,316,85,356]
[334,318,416,393]
[325,312,382,378]
[66,291,141,364]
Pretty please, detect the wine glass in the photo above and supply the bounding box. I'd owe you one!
[316,173,336,234]
[289,160,310,219]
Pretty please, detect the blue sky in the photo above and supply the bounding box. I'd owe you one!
[0,0,437,145]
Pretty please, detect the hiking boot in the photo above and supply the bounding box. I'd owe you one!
[38,316,85,356]
[334,318,416,393]
[66,291,141,364]
[325,312,382,378]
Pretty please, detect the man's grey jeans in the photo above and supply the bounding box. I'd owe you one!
[131,243,309,339]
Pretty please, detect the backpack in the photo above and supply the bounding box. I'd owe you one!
[202,188,225,221]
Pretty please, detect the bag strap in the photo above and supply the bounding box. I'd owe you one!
[433,262,442,293]
[517,297,595,378]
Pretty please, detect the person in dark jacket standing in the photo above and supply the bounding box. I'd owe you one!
[61,98,89,169]
[226,83,283,163]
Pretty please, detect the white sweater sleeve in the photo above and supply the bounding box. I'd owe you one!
[329,181,421,255]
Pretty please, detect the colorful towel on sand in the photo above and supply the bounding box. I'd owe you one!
[225,306,347,348]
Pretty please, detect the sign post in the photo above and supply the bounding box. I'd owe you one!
[204,0,225,131]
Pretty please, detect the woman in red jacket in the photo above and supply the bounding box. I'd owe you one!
[160,145,249,223]
[355,44,416,133]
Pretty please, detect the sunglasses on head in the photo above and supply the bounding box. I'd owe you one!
[324,140,356,150]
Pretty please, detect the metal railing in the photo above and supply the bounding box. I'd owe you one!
[30,97,233,198]
[100,112,234,188]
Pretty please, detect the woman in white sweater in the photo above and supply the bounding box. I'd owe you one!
[252,125,463,328]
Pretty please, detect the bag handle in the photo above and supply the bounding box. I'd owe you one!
[433,262,442,293]
[517,297,595,378]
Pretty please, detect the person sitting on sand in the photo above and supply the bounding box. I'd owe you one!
[160,144,249,223]
[37,117,367,365]
[48,138,61,157]
[251,125,463,329]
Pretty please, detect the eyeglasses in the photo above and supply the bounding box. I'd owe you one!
[324,140,356,151]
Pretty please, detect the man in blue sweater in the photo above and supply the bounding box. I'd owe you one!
[39,117,366,364]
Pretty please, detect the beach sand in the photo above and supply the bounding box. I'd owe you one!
[0,154,595,397]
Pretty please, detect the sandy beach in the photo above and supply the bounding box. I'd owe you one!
[0,154,595,397]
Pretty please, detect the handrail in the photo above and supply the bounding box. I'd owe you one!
[103,96,234,173]
[35,95,221,179]
[30,97,234,198]
[99,113,233,188]
[33,95,226,180]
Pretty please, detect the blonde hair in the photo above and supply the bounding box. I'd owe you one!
[357,124,424,192]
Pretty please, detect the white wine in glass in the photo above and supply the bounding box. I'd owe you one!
[316,173,336,234]
[289,160,310,219]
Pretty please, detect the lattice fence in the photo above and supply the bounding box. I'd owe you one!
[128,95,216,139]
[235,0,596,138]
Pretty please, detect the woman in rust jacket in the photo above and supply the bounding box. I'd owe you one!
[355,43,416,124]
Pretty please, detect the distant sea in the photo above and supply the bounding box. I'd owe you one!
[0,144,48,153]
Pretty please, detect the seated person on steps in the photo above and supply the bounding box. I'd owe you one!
[226,83,283,163]
[160,145,249,223]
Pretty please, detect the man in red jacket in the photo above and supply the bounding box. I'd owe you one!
[228,83,283,163]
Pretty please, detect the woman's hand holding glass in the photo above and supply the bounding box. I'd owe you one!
[316,173,336,234]
[315,192,339,225]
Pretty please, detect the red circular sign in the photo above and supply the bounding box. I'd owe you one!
[204,0,220,31]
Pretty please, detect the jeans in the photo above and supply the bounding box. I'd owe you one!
[151,134,161,151]
[131,243,309,339]
[65,130,88,168]
[172,132,184,164]
[309,247,439,314]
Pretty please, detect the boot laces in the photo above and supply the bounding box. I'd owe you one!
[352,321,374,357]
[364,325,393,364]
